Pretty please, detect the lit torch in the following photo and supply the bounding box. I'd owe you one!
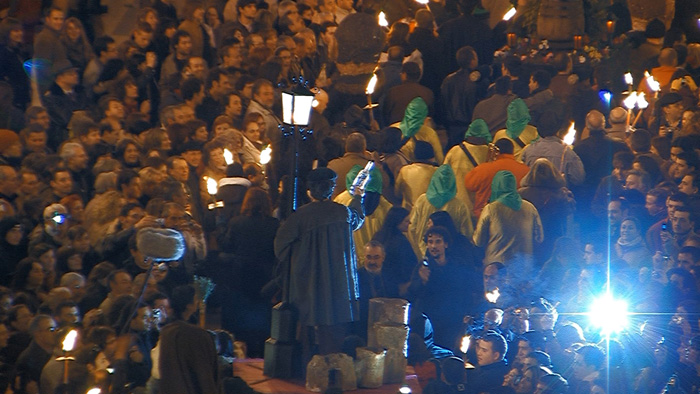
[485,288,500,303]
[503,7,516,21]
[460,334,471,354]
[260,145,272,165]
[632,92,648,128]
[623,91,638,128]
[204,176,223,210]
[559,122,576,173]
[378,11,388,27]
[60,329,78,385]
[223,148,234,166]
[366,74,378,124]
[644,71,660,97]
[624,72,633,93]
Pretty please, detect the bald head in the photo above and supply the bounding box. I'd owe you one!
[659,48,678,67]
[585,110,606,132]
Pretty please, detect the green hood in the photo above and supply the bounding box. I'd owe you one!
[426,165,456,209]
[465,119,493,142]
[490,170,522,211]
[345,164,383,193]
[399,97,428,138]
[506,99,531,140]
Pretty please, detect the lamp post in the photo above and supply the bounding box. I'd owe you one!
[281,85,315,212]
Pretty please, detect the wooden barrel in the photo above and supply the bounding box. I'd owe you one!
[537,0,585,42]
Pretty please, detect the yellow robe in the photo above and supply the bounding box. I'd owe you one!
[493,125,539,162]
[334,191,392,266]
[408,194,474,257]
[443,142,489,216]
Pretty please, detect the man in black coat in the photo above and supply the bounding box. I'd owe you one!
[41,60,88,150]
[467,331,510,393]
[381,62,434,126]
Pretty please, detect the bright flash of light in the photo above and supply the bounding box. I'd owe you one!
[366,74,378,95]
[260,146,272,165]
[563,122,576,146]
[414,0,429,4]
[460,335,471,354]
[589,293,629,335]
[378,12,388,27]
[205,176,218,195]
[399,386,412,394]
[636,92,648,109]
[644,71,660,92]
[223,148,234,165]
[599,90,612,104]
[86,389,101,394]
[485,288,500,303]
[311,99,319,108]
[63,329,78,352]
[503,7,516,21]
[623,91,638,109]
[624,72,633,86]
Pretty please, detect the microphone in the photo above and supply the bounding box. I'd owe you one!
[136,228,186,261]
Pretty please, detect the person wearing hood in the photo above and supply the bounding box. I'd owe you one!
[493,98,540,161]
[518,158,576,263]
[408,164,473,258]
[473,170,543,265]
[392,97,444,164]
[395,141,439,211]
[465,138,530,218]
[444,119,491,213]
[0,217,27,286]
[334,164,391,266]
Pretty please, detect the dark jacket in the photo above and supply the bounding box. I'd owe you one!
[41,82,88,149]
[382,81,434,126]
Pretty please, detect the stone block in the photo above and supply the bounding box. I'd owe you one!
[305,353,357,392]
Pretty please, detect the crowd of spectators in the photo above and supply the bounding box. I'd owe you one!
[0,0,697,393]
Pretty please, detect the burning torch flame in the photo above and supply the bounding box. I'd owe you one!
[260,146,272,165]
[623,91,638,110]
[205,176,218,196]
[563,122,576,146]
[415,0,429,4]
[624,72,633,86]
[485,288,500,303]
[86,389,101,394]
[503,7,516,21]
[223,148,234,165]
[636,92,649,109]
[644,71,660,92]
[366,74,378,95]
[378,12,388,27]
[460,335,471,354]
[63,329,78,352]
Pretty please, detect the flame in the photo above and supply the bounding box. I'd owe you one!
[260,146,272,165]
[644,71,660,92]
[460,335,471,354]
[563,122,576,146]
[503,7,516,21]
[485,288,500,303]
[378,11,388,27]
[86,389,101,394]
[223,148,234,165]
[205,176,218,195]
[415,0,429,4]
[623,91,638,109]
[624,72,633,86]
[366,74,378,95]
[63,329,78,352]
[636,92,648,109]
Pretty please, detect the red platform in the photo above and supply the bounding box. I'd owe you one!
[233,359,423,394]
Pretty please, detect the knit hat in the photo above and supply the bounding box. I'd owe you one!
[506,99,531,139]
[645,19,665,39]
[345,164,382,193]
[465,119,493,142]
[400,97,428,138]
[609,107,627,124]
[426,164,457,209]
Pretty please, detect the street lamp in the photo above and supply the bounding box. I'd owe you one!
[281,85,315,212]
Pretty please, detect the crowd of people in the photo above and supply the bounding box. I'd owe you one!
[0,0,697,392]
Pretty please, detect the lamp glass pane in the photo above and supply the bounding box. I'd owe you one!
[292,95,314,125]
[282,92,293,124]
